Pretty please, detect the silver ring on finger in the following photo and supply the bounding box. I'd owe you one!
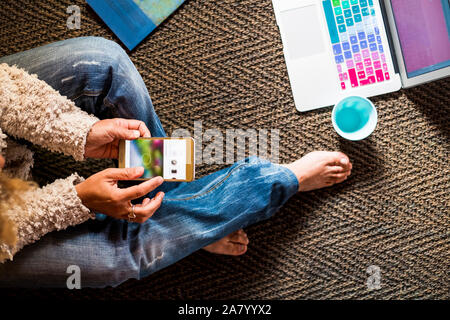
[128,204,136,222]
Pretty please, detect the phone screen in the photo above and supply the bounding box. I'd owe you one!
[125,138,189,180]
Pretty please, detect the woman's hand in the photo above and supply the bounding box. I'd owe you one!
[0,155,4,170]
[84,118,151,159]
[75,167,164,223]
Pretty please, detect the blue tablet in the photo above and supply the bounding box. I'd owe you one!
[87,0,185,50]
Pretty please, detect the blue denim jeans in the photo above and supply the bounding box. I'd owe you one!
[0,37,298,288]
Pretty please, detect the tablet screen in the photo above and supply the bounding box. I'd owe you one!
[391,0,450,78]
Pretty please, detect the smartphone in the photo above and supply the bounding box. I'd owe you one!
[119,138,195,182]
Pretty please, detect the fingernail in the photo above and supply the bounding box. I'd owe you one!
[340,158,348,165]
[133,130,140,138]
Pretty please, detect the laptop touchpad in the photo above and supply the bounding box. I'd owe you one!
[280,5,325,60]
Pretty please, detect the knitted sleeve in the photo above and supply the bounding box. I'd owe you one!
[0,173,95,263]
[0,63,99,161]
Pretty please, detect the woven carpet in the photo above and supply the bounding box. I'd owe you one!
[0,0,448,299]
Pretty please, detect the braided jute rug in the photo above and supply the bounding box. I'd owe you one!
[0,0,448,299]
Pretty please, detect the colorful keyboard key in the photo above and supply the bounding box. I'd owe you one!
[341,82,346,90]
[356,62,364,71]
[366,66,374,75]
[323,0,340,44]
[342,0,350,9]
[383,63,388,71]
[350,0,358,4]
[360,0,368,7]
[342,41,350,51]
[333,44,342,55]
[352,44,360,53]
[360,40,368,49]
[344,51,353,59]
[339,24,347,33]
[358,31,366,40]
[346,60,355,68]
[385,72,390,80]
[354,53,362,62]
[369,43,377,51]
[360,79,370,86]
[344,9,352,18]
[348,68,359,87]
[368,34,375,42]
[335,55,344,64]
[354,14,362,23]
[368,76,376,84]
[373,60,381,69]
[362,49,370,58]
[350,35,358,44]
[358,71,366,79]
[346,18,354,27]
[332,0,341,6]
[352,5,360,14]
[362,7,369,16]
[336,15,344,24]
[375,69,384,82]
[364,58,372,67]
[371,52,379,60]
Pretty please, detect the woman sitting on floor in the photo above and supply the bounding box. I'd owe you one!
[0,37,351,288]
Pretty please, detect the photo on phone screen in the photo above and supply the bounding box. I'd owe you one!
[120,138,194,181]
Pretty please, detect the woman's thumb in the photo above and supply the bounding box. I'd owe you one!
[103,167,144,180]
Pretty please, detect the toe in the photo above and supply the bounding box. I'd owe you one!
[229,230,249,245]
[331,152,351,170]
[225,243,247,256]
[328,165,347,174]
[330,172,348,179]
[203,230,249,255]
[335,176,348,183]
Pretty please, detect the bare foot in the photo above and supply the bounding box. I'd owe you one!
[203,229,249,256]
[282,151,352,192]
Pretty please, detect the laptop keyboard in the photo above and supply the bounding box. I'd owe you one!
[322,0,391,90]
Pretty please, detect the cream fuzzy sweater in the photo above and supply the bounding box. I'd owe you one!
[0,63,100,262]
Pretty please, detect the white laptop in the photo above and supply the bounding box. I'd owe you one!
[272,0,450,111]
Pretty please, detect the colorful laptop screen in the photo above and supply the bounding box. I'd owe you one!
[391,0,450,78]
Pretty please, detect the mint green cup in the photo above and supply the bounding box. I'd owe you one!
[332,96,378,141]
